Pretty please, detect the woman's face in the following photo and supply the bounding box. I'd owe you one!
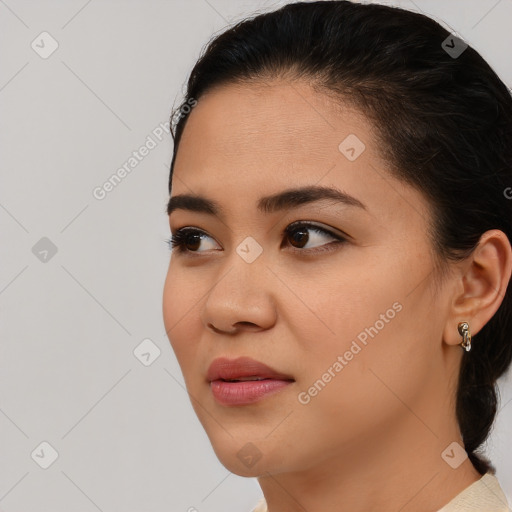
[163,80,459,477]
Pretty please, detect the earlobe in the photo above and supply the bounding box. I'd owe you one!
[443,229,512,349]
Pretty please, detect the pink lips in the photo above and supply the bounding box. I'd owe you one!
[207,356,294,406]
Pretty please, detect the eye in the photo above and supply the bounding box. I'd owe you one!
[166,228,220,254]
[282,221,346,254]
[165,222,347,256]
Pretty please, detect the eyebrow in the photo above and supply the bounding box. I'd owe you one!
[167,185,366,218]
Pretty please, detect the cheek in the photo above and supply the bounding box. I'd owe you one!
[163,263,204,371]
[287,258,401,358]
[288,254,434,411]
[289,312,429,459]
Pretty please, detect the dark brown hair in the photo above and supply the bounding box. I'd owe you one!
[167,0,512,475]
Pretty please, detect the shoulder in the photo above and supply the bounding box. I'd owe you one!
[251,497,267,512]
[436,472,511,512]
[249,473,511,512]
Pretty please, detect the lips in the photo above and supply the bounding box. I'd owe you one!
[207,356,295,406]
[206,356,294,382]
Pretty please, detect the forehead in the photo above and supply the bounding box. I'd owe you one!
[176,80,374,166]
[173,80,382,192]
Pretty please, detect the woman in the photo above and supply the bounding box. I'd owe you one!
[162,1,512,510]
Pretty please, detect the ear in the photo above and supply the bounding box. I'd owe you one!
[443,229,512,348]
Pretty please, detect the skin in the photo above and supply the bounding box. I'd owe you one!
[162,79,512,512]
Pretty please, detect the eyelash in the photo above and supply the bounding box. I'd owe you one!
[165,221,347,257]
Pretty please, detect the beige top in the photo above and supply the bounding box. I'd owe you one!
[251,472,511,512]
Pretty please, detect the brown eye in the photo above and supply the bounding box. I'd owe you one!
[167,228,220,253]
[181,232,201,251]
[288,226,310,248]
[283,222,347,253]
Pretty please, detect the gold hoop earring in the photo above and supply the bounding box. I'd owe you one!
[458,322,472,352]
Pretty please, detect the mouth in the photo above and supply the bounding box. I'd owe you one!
[219,376,269,382]
[206,356,295,382]
[207,356,295,406]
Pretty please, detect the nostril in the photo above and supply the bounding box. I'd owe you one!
[233,321,261,332]
[236,321,257,328]
[207,323,238,335]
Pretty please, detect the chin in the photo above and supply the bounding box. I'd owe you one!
[207,432,297,478]
[214,447,277,478]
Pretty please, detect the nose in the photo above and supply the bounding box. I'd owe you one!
[200,256,277,335]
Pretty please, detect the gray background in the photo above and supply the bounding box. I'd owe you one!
[1,1,511,511]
